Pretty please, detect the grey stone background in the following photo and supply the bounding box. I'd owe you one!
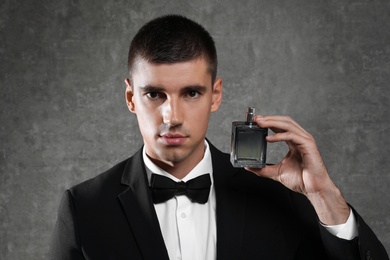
[1,0,389,259]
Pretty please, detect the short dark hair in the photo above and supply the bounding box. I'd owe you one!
[128,15,217,82]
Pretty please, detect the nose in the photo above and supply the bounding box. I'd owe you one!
[162,97,183,126]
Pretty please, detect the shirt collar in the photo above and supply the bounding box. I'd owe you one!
[143,140,213,185]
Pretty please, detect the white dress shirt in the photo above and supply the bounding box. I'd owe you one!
[143,140,358,260]
[143,141,216,260]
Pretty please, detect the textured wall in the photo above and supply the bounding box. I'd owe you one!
[1,0,389,259]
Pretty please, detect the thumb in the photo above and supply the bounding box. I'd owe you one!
[245,164,279,182]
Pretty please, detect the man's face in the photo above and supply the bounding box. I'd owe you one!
[125,58,222,173]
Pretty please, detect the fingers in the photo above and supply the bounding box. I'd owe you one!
[255,115,308,134]
[245,164,280,182]
[254,115,314,146]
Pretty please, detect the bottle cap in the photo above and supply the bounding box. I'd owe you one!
[246,107,255,123]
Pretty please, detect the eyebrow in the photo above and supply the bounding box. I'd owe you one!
[139,85,165,92]
[139,85,208,93]
[182,85,208,93]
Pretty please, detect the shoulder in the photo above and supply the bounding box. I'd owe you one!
[66,146,144,203]
[208,141,293,197]
[68,158,129,200]
[208,140,315,217]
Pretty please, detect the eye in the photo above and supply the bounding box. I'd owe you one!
[187,90,200,98]
[146,92,160,99]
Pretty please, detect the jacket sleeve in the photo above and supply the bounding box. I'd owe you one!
[318,207,389,260]
[291,191,388,260]
[48,190,85,260]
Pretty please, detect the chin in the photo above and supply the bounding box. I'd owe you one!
[158,148,190,164]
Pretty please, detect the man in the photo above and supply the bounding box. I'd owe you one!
[49,15,388,259]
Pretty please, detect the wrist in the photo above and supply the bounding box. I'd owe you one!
[307,186,350,225]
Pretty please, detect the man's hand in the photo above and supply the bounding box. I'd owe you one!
[246,115,350,225]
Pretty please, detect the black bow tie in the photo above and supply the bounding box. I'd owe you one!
[150,173,211,204]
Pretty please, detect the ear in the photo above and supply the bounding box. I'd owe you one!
[125,78,136,113]
[210,77,223,112]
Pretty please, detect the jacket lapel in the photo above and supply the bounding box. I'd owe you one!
[117,143,247,260]
[209,143,247,260]
[118,148,169,260]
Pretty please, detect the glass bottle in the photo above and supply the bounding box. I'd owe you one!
[230,107,268,168]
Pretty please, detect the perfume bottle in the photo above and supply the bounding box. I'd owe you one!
[230,107,268,168]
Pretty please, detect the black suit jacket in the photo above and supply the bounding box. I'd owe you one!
[49,142,389,260]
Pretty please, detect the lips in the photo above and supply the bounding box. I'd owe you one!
[160,133,187,145]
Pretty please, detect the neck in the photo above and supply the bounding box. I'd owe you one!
[151,160,198,179]
[147,142,206,179]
